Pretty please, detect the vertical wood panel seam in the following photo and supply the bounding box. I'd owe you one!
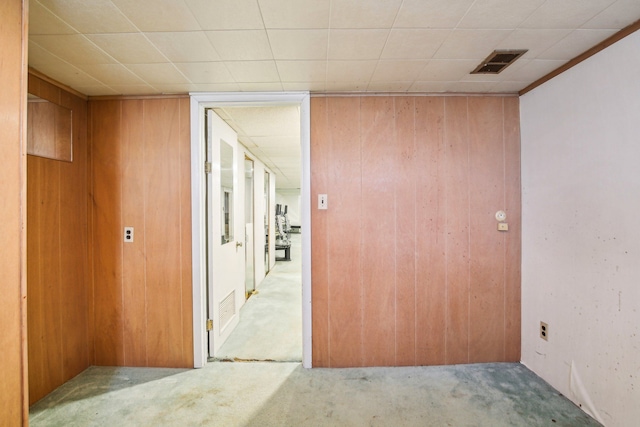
[325,99,331,367]
[358,97,364,366]
[465,98,471,363]
[57,160,64,378]
[393,97,398,365]
[411,98,420,365]
[90,104,96,364]
[119,101,126,364]
[178,100,184,364]
[443,98,449,364]
[501,98,507,361]
[143,101,148,366]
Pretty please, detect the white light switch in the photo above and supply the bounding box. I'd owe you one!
[318,194,328,210]
[124,227,134,243]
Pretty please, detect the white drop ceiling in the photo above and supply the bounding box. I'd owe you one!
[28,0,640,189]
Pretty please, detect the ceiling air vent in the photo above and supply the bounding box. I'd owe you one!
[471,49,528,74]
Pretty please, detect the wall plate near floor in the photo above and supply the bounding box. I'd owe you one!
[540,321,548,341]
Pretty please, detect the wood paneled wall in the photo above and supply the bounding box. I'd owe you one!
[89,97,193,368]
[0,0,28,421]
[311,96,521,368]
[27,74,91,404]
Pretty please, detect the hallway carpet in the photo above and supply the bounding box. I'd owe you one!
[29,362,600,426]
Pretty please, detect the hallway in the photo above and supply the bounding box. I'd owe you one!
[216,233,302,362]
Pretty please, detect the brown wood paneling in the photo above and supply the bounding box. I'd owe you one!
[394,97,417,366]
[91,100,125,366]
[444,97,471,364]
[27,74,91,405]
[0,2,27,420]
[327,97,363,367]
[468,97,507,363]
[89,97,193,369]
[121,100,147,366]
[360,97,397,366]
[179,98,194,365]
[310,97,330,367]
[143,98,185,367]
[415,97,447,366]
[503,97,522,362]
[310,95,521,367]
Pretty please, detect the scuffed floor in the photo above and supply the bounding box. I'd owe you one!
[29,362,600,426]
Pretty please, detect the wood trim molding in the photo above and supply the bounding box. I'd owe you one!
[519,19,640,96]
[28,67,88,100]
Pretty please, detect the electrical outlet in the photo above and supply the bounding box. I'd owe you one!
[540,321,548,341]
[124,227,134,243]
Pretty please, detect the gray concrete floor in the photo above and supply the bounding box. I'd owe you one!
[30,362,600,426]
[216,233,302,362]
[28,234,601,426]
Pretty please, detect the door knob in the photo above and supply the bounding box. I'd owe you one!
[236,241,243,248]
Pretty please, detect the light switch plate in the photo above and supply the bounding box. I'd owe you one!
[318,194,327,210]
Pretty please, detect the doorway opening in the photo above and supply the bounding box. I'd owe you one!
[190,92,311,369]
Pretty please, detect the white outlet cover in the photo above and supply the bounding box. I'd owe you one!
[495,210,507,221]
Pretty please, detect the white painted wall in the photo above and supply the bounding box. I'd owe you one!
[520,31,640,427]
[276,189,301,226]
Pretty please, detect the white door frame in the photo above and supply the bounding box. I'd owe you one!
[190,92,312,369]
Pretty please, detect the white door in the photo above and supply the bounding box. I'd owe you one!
[206,109,245,357]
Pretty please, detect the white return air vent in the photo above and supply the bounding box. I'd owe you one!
[471,49,528,74]
[219,290,236,332]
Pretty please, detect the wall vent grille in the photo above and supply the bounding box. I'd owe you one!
[219,290,235,331]
[471,49,528,74]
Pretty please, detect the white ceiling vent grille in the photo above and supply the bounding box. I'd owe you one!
[471,50,528,74]
[219,290,236,332]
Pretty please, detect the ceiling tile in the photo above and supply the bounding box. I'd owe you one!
[86,34,167,64]
[328,29,389,60]
[29,1,77,35]
[432,29,512,59]
[74,63,147,85]
[457,0,545,29]
[583,0,640,29]
[370,60,428,82]
[29,60,104,87]
[106,84,157,95]
[537,29,618,60]
[37,0,136,34]
[408,81,452,92]
[146,32,220,62]
[126,63,191,85]
[381,29,450,60]
[251,136,300,147]
[282,82,326,91]
[330,0,403,29]
[418,60,477,81]
[276,61,326,82]
[155,82,242,93]
[490,81,528,93]
[496,29,572,58]
[206,30,273,61]
[394,0,475,29]
[443,81,497,92]
[111,0,202,32]
[174,62,234,83]
[238,82,285,91]
[325,81,369,91]
[267,30,329,60]
[28,40,68,68]
[185,0,265,30]
[73,85,119,96]
[258,0,330,29]
[226,61,280,82]
[503,59,567,81]
[367,81,413,92]
[30,35,116,64]
[521,0,617,29]
[326,60,378,82]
